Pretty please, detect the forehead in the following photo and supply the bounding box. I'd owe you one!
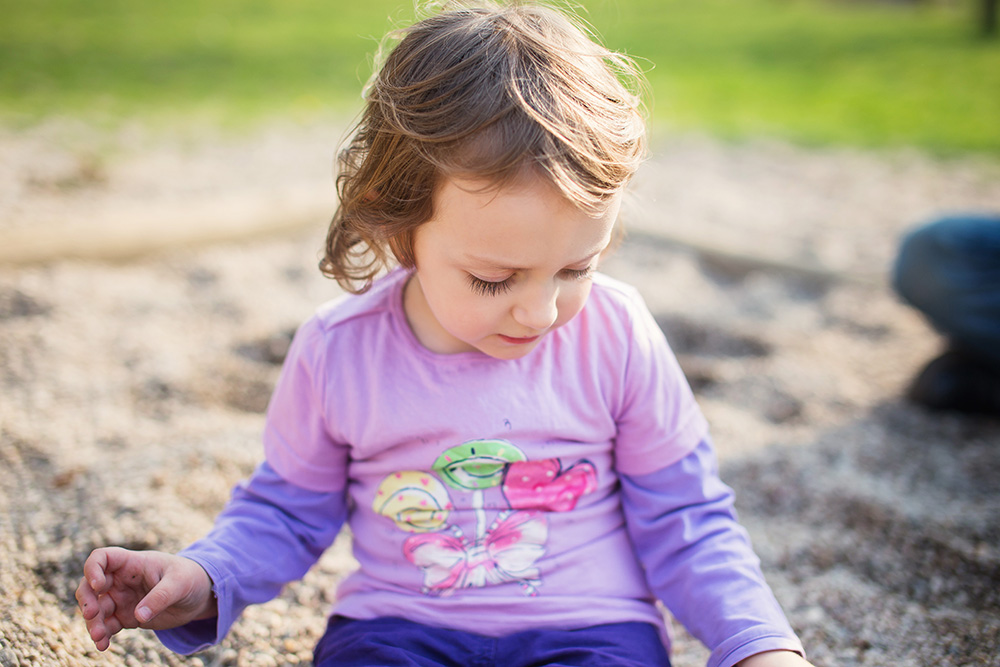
[424,175,620,266]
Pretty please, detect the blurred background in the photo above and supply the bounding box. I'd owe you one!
[2,2,1000,666]
[2,0,998,153]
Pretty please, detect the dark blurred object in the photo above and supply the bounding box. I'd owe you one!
[907,348,1000,414]
[892,215,1000,416]
[983,0,998,36]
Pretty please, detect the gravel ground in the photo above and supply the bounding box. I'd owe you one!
[1,119,999,666]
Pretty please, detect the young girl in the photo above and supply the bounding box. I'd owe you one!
[77,3,812,666]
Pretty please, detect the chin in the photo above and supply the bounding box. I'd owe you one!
[480,342,540,360]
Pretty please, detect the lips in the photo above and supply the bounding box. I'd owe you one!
[499,334,540,345]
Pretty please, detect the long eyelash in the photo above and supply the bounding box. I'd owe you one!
[468,275,513,297]
[564,267,594,281]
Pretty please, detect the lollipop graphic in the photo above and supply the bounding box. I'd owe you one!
[373,471,453,533]
[433,439,526,539]
[434,439,527,490]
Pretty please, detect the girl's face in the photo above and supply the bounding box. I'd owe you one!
[403,174,620,360]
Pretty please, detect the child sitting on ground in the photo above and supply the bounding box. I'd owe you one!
[77,3,811,665]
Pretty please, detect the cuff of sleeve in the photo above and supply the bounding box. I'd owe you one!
[153,553,235,654]
[154,617,219,655]
[708,628,805,667]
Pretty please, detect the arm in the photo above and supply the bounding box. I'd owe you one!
[76,462,346,653]
[77,548,218,652]
[160,315,353,652]
[79,316,351,653]
[155,461,347,653]
[620,438,807,667]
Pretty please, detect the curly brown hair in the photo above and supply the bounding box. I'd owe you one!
[320,1,647,293]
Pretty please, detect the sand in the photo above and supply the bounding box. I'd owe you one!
[1,119,998,666]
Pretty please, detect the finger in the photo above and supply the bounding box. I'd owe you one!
[103,615,125,637]
[90,614,118,653]
[82,550,109,594]
[82,585,123,652]
[85,595,118,641]
[88,594,128,652]
[85,591,116,637]
[82,546,131,593]
[93,632,111,653]
[75,578,101,620]
[86,609,110,649]
[99,591,118,619]
[134,574,184,625]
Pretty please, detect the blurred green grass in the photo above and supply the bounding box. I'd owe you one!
[595,0,1000,154]
[1,0,998,154]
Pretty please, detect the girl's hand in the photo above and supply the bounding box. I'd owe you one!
[739,650,814,666]
[75,547,217,651]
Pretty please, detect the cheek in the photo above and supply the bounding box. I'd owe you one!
[555,283,593,326]
[439,290,498,333]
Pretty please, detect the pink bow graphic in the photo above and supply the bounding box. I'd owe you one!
[403,510,547,596]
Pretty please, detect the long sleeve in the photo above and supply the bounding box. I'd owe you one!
[155,462,348,654]
[620,437,804,667]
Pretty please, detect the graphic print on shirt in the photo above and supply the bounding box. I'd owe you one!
[372,438,598,597]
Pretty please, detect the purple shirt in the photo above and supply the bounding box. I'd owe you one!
[158,270,803,667]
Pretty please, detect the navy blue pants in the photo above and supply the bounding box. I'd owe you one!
[312,616,672,667]
[892,215,1000,369]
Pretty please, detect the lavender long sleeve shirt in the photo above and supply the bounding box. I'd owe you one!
[158,270,803,666]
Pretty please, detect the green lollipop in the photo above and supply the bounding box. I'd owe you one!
[433,439,526,490]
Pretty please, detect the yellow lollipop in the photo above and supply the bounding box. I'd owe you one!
[373,471,453,533]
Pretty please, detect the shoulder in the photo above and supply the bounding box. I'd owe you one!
[313,269,406,332]
[583,272,654,337]
[557,272,665,377]
[292,269,408,359]
[581,272,676,371]
[589,272,645,308]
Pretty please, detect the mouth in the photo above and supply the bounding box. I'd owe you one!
[499,334,541,345]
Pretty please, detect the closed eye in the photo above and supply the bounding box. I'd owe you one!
[561,267,594,281]
[467,266,593,297]
[467,274,513,297]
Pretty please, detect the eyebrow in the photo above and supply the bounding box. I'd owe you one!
[464,248,604,272]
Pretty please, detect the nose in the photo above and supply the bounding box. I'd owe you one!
[512,282,559,331]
